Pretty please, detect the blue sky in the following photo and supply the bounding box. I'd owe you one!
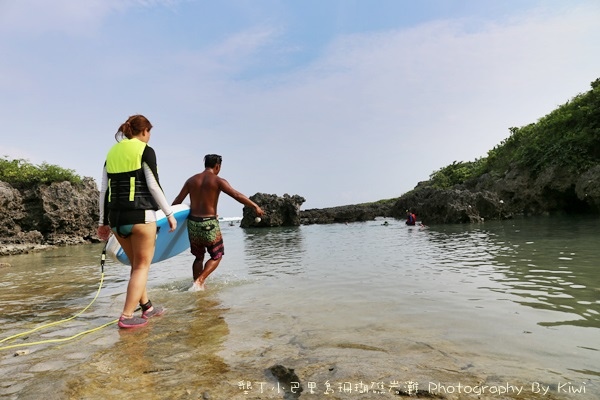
[1,0,600,217]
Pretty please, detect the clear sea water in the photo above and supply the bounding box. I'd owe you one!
[0,216,598,400]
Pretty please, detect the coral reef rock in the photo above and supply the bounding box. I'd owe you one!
[0,178,99,255]
[240,193,306,228]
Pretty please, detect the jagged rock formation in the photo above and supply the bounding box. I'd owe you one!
[388,78,600,224]
[0,178,99,255]
[296,157,600,226]
[300,201,394,225]
[389,163,600,225]
[0,181,26,237]
[575,165,600,210]
[240,193,306,228]
[390,183,502,224]
[474,165,598,215]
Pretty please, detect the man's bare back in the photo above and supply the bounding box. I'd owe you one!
[172,157,264,219]
[182,170,221,217]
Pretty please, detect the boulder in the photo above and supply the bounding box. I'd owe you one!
[474,165,594,215]
[391,185,505,224]
[0,181,25,236]
[575,165,600,211]
[240,193,306,228]
[0,178,99,255]
[20,178,99,241]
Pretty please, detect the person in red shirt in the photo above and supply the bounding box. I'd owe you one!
[406,209,416,226]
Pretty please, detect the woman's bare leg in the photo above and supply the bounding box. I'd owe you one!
[116,223,156,317]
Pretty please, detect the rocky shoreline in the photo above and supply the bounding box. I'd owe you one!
[300,162,600,225]
[2,161,600,259]
[0,178,100,257]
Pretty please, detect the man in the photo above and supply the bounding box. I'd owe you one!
[172,154,264,291]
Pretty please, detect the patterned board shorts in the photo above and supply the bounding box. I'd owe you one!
[187,216,224,260]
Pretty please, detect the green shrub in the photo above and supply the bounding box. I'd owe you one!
[430,77,600,187]
[0,157,83,187]
[429,159,487,189]
[505,84,600,175]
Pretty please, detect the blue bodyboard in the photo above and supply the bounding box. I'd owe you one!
[106,204,190,265]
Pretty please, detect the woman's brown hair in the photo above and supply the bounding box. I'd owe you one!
[115,115,153,142]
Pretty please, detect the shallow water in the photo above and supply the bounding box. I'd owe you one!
[0,216,598,399]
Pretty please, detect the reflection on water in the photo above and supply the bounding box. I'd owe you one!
[243,227,306,276]
[490,219,599,329]
[1,216,599,399]
[0,245,108,330]
[425,216,600,329]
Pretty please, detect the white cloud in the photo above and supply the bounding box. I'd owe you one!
[194,4,600,209]
[0,0,113,35]
[1,2,599,216]
[0,0,178,36]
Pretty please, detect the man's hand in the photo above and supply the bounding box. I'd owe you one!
[254,206,265,217]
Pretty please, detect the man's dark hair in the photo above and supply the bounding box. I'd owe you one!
[204,154,222,168]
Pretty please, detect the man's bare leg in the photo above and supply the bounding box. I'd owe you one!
[192,256,205,280]
[192,258,222,291]
[189,256,205,292]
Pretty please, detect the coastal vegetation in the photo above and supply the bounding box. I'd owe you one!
[359,198,397,207]
[0,157,83,187]
[429,78,600,189]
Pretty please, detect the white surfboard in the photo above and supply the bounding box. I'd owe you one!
[105,204,191,265]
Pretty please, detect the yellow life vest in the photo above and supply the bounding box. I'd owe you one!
[105,138,158,211]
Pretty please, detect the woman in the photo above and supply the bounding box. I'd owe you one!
[97,115,176,329]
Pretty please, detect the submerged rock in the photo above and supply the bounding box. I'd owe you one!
[267,364,303,397]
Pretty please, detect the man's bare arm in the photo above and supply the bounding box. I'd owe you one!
[220,178,264,216]
[172,180,190,205]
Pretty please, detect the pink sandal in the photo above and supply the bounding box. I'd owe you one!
[118,315,148,329]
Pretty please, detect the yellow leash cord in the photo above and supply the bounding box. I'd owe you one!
[0,246,119,351]
[0,317,119,351]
